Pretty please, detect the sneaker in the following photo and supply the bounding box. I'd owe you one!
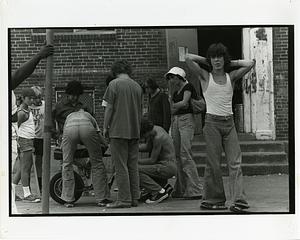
[64,202,75,208]
[139,191,152,202]
[131,200,139,207]
[23,194,41,203]
[15,195,23,201]
[164,184,174,196]
[97,199,113,207]
[145,191,168,204]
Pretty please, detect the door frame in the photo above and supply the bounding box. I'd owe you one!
[242,27,276,140]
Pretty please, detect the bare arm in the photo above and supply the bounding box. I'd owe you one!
[229,59,256,83]
[185,53,209,81]
[17,111,27,128]
[172,90,191,110]
[139,139,161,165]
[11,44,54,90]
[103,103,113,139]
[139,141,151,152]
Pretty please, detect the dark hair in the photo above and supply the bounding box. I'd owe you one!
[206,43,231,72]
[140,118,154,137]
[166,73,185,82]
[65,80,84,96]
[21,88,36,97]
[111,60,132,77]
[146,78,159,90]
[105,74,115,87]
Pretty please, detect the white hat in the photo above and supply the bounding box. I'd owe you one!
[164,67,187,81]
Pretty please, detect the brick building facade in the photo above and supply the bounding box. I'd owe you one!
[10,27,290,140]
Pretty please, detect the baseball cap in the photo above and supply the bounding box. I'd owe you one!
[164,67,187,81]
[21,88,36,97]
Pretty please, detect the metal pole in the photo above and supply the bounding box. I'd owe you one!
[42,29,54,214]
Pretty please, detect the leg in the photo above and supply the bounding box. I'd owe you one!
[223,121,248,206]
[139,165,164,195]
[79,125,110,202]
[12,157,21,185]
[202,118,226,205]
[20,150,33,188]
[139,163,176,194]
[127,139,140,202]
[178,114,202,197]
[171,116,184,197]
[110,138,131,203]
[61,127,78,203]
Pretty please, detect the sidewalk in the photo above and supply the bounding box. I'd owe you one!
[14,174,290,215]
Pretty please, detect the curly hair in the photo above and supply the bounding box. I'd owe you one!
[65,80,84,96]
[111,60,132,77]
[140,118,154,137]
[206,43,231,72]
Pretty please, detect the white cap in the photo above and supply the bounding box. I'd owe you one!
[164,67,187,81]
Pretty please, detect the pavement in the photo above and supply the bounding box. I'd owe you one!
[14,173,290,215]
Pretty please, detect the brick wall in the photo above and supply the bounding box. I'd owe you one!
[273,27,289,140]
[10,28,168,126]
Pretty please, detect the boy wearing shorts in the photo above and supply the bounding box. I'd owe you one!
[14,88,41,202]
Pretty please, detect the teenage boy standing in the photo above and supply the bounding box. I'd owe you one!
[185,43,255,212]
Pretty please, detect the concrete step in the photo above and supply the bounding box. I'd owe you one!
[196,163,288,176]
[192,141,286,153]
[193,151,287,164]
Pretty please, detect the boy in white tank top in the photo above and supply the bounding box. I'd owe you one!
[10,43,54,212]
[13,88,41,203]
[185,43,255,212]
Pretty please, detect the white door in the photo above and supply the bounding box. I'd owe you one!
[242,27,275,140]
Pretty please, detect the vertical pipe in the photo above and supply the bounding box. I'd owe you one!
[42,29,54,214]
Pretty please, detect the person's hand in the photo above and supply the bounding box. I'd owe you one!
[37,43,54,59]
[103,128,109,139]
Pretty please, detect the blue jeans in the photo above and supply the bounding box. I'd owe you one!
[171,113,203,197]
[139,162,177,194]
[202,114,247,205]
[110,138,140,203]
[61,122,110,203]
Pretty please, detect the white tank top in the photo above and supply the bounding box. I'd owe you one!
[203,73,233,116]
[18,108,35,139]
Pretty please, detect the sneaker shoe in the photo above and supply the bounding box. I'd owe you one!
[64,202,75,208]
[131,200,138,207]
[23,194,41,203]
[15,195,23,201]
[145,191,168,204]
[139,191,152,202]
[164,184,174,196]
[97,199,113,207]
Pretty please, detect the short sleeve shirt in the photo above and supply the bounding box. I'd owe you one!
[172,83,197,115]
[103,76,142,139]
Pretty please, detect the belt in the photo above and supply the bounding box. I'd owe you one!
[206,113,233,121]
